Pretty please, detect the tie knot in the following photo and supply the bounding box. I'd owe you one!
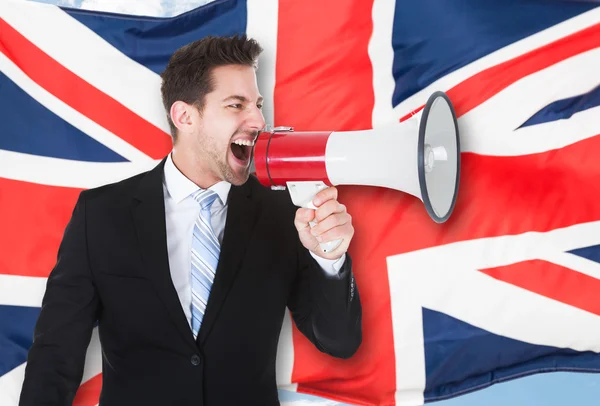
[192,189,219,210]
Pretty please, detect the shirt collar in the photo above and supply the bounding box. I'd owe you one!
[163,153,231,205]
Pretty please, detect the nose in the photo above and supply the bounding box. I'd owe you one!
[246,105,266,132]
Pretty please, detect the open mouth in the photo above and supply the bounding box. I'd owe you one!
[230,139,254,164]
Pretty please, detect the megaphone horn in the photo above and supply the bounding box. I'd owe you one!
[253,91,460,253]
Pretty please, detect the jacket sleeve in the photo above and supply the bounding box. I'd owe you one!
[287,240,362,359]
[19,193,100,405]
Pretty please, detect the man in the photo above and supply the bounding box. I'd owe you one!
[20,35,362,405]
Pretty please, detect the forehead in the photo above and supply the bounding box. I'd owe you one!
[209,65,261,100]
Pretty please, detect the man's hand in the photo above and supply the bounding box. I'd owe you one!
[294,186,354,260]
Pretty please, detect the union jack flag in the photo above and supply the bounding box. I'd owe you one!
[1,0,600,405]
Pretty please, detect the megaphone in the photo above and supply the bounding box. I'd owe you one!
[253,91,460,253]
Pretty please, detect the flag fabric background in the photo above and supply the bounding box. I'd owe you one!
[1,0,600,405]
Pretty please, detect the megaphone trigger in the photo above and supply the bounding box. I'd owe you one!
[287,181,343,254]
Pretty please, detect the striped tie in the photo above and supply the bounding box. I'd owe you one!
[190,189,220,339]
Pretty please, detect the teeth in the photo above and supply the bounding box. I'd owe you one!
[232,139,254,146]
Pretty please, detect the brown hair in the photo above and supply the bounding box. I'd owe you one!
[160,34,263,140]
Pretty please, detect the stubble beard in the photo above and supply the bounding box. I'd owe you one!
[197,124,255,186]
[205,138,251,186]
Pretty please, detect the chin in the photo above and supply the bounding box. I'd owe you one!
[229,176,249,186]
[223,156,252,185]
[223,168,250,186]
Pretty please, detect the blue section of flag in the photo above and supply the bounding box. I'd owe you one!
[519,85,600,128]
[0,306,40,377]
[391,0,599,106]
[64,0,248,75]
[422,307,600,402]
[0,72,126,163]
[569,244,600,264]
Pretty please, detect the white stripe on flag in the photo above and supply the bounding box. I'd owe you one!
[0,275,47,308]
[0,51,154,164]
[276,309,298,391]
[541,251,600,281]
[462,106,600,156]
[368,0,397,127]
[0,363,26,406]
[391,7,600,119]
[388,220,600,405]
[81,328,103,383]
[0,0,171,135]
[0,149,159,189]
[460,48,600,156]
[246,0,279,128]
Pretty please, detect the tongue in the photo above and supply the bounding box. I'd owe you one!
[231,143,246,161]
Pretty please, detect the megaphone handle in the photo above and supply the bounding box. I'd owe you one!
[305,201,343,254]
[285,181,343,254]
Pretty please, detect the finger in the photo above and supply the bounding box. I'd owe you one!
[311,212,351,237]
[294,208,315,231]
[312,186,338,207]
[315,200,345,222]
[317,223,354,244]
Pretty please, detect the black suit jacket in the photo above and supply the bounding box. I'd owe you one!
[19,158,362,406]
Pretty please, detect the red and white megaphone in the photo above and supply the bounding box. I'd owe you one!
[253,91,460,253]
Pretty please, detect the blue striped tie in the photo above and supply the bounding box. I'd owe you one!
[190,189,220,339]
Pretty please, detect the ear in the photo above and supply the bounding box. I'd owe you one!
[170,101,194,135]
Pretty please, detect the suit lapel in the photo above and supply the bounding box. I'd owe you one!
[197,180,261,346]
[130,158,197,351]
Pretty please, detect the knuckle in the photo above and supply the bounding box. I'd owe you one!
[334,215,344,226]
[330,229,342,241]
[314,210,323,222]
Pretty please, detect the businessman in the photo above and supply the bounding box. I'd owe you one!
[20,34,362,405]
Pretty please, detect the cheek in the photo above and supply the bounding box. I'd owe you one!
[199,109,243,150]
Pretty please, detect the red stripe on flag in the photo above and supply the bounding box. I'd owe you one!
[480,260,600,316]
[0,178,81,278]
[274,1,375,132]
[0,18,172,159]
[73,374,103,406]
[401,23,600,121]
[275,1,397,405]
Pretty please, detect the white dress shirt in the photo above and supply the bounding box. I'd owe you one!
[162,153,345,328]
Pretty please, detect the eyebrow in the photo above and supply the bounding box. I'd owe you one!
[223,95,264,104]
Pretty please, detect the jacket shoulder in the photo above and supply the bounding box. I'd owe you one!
[79,168,152,204]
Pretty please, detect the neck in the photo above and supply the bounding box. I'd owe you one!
[171,145,220,189]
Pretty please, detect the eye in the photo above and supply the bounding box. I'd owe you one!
[257,104,263,110]
[229,104,243,109]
